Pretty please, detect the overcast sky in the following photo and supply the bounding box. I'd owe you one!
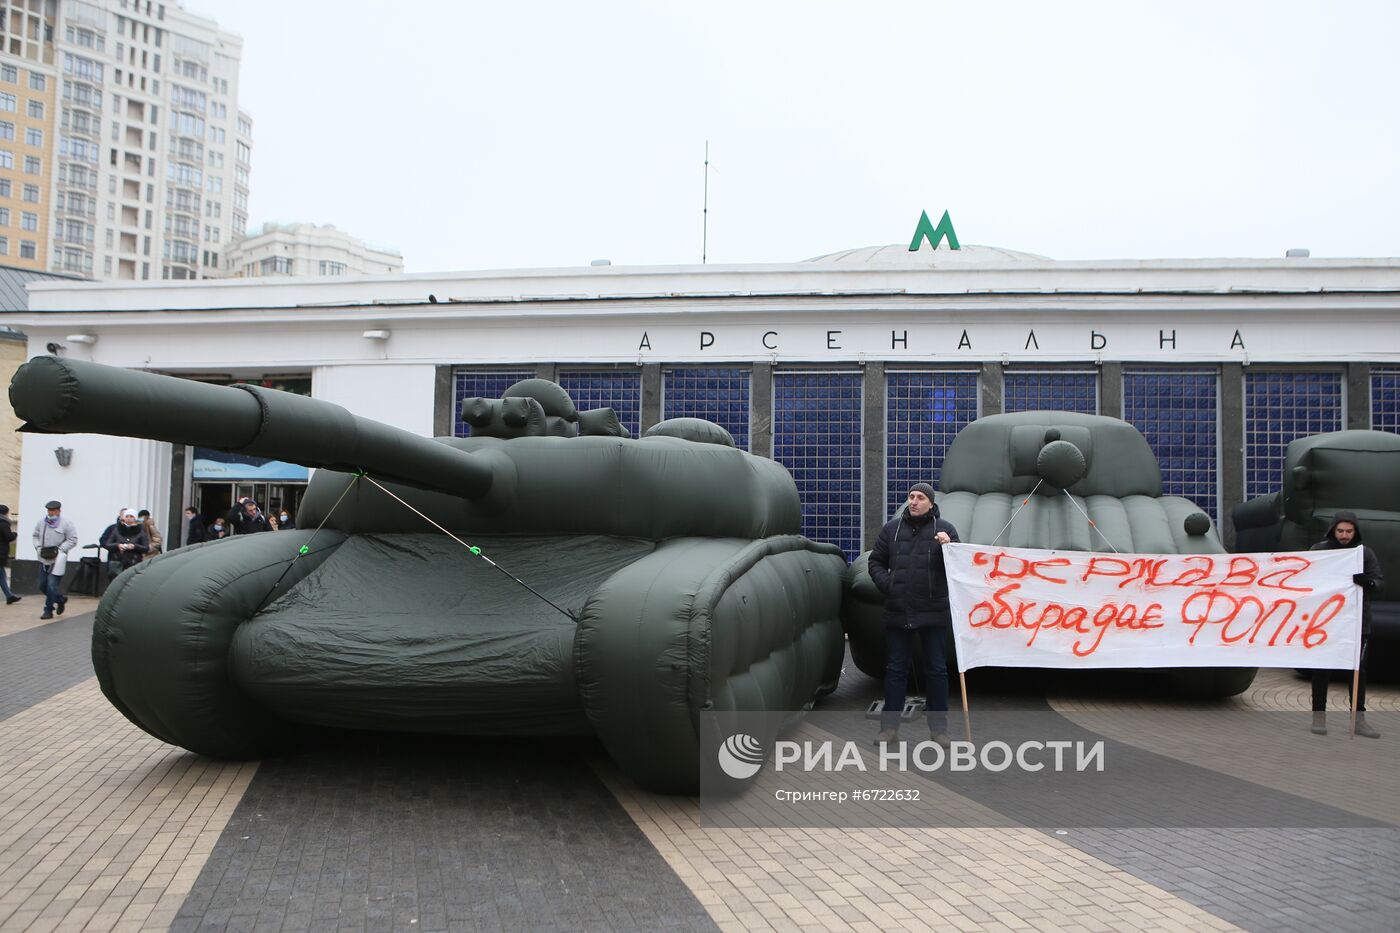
[195,0,1399,273]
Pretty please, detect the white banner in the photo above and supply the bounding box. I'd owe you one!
[945,544,1364,671]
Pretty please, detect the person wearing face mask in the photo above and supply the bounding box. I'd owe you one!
[101,509,150,578]
[207,515,230,540]
[276,508,295,531]
[32,500,78,620]
[867,482,960,747]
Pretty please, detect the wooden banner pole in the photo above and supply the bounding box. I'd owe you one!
[959,670,971,742]
[1350,665,1361,736]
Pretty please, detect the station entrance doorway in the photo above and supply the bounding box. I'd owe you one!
[193,482,307,528]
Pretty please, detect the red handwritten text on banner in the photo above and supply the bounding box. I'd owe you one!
[944,545,1363,671]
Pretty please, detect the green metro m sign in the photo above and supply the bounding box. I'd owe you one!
[909,210,960,251]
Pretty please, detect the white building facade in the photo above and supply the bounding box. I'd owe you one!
[220,222,403,279]
[5,244,1400,564]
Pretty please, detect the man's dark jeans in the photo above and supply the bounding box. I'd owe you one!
[881,626,949,732]
[38,565,64,612]
[1312,635,1368,712]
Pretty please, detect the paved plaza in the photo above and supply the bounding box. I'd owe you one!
[1,597,1397,932]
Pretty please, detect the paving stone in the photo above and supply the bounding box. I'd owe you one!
[169,732,716,931]
[0,612,99,722]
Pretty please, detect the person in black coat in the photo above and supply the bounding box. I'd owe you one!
[231,498,271,534]
[101,509,150,577]
[867,482,960,745]
[0,504,19,604]
[1310,510,1385,738]
[183,507,208,546]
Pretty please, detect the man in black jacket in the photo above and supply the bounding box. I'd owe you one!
[1310,510,1385,738]
[0,504,19,604]
[231,498,271,534]
[868,482,960,745]
[184,507,208,546]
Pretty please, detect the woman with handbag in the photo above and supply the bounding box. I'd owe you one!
[102,510,150,579]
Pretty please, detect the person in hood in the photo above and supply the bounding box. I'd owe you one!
[101,509,150,578]
[867,482,960,746]
[1310,510,1384,738]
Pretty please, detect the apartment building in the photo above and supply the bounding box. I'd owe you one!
[0,0,250,281]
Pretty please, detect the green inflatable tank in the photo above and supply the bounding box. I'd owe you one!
[1232,429,1400,663]
[843,410,1257,699]
[10,357,848,794]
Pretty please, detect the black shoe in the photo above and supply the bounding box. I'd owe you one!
[1355,714,1381,739]
[55,597,66,616]
[40,609,53,620]
[1311,712,1327,735]
[5,595,19,604]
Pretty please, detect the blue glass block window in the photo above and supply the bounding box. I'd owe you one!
[1123,369,1219,521]
[1244,371,1343,499]
[452,368,535,438]
[885,371,979,519]
[662,368,751,450]
[774,372,862,561]
[1004,371,1098,414]
[1373,367,1400,434]
[557,369,642,438]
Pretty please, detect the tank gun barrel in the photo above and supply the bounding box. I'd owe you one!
[9,356,494,498]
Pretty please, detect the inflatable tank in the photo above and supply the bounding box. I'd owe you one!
[843,410,1257,698]
[1232,429,1400,667]
[10,357,849,794]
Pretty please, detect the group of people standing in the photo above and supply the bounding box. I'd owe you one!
[868,484,1386,744]
[98,507,164,579]
[0,498,298,620]
[184,498,295,544]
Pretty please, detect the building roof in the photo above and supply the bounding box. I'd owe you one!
[806,243,1053,265]
[0,266,84,339]
[0,265,84,313]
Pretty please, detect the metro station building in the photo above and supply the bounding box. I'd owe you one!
[5,238,1399,562]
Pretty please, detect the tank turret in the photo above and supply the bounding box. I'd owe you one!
[10,357,847,794]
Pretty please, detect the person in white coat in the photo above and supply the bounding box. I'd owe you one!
[32,499,77,620]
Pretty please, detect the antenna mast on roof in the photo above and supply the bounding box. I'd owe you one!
[702,141,710,264]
